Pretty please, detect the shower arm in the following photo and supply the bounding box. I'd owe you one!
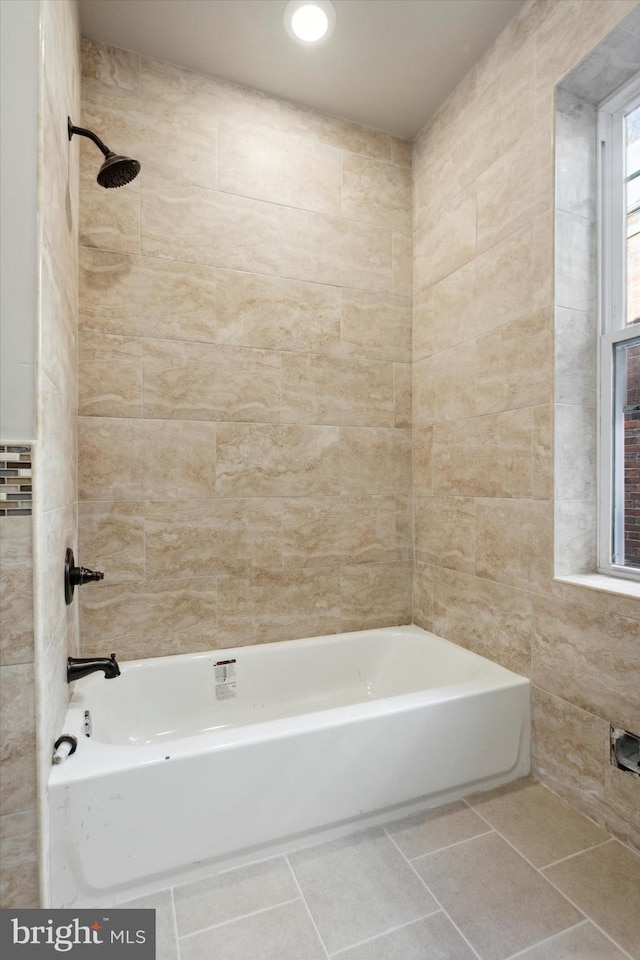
[68,118,112,157]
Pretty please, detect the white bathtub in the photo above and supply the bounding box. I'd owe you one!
[49,625,530,907]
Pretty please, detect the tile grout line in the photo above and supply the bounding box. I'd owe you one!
[169,886,182,960]
[461,809,635,960]
[500,919,589,960]
[403,827,495,862]
[327,909,443,958]
[176,895,302,942]
[284,854,331,960]
[539,837,614,871]
[382,827,483,960]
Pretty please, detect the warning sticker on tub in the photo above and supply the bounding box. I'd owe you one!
[214,659,237,699]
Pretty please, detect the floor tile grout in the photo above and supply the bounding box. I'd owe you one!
[176,895,302,942]
[284,853,331,960]
[406,827,496,864]
[169,887,182,960]
[464,810,636,960]
[327,908,443,958]
[540,837,614,871]
[501,919,589,960]
[382,826,484,960]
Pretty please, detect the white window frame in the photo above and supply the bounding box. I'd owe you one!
[597,73,640,581]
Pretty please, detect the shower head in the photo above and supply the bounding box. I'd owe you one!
[68,117,141,188]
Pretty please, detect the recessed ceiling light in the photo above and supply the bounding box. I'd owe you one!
[284,0,336,45]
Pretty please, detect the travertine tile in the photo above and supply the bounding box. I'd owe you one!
[82,80,218,190]
[174,857,299,936]
[433,409,533,499]
[413,561,434,631]
[282,497,397,568]
[179,900,325,960]
[277,98,392,161]
[79,418,217,500]
[467,778,608,868]
[40,239,77,403]
[145,499,282,580]
[215,269,341,354]
[0,855,39,909]
[142,177,392,293]
[432,567,532,676]
[78,501,145,584]
[80,178,140,254]
[413,496,475,575]
[604,762,640,853]
[392,232,412,298]
[141,176,281,274]
[393,363,412,428]
[474,216,552,334]
[79,248,219,341]
[413,832,581,960]
[413,341,476,427]
[414,187,475,289]
[532,405,553,500]
[475,310,551,415]
[475,499,552,593]
[217,569,341,647]
[143,339,281,423]
[423,259,476,356]
[413,427,433,496]
[81,37,140,90]
[335,912,476,960]
[386,801,490,859]
[340,561,412,631]
[476,120,552,253]
[0,809,37,864]
[79,578,218,659]
[0,517,34,666]
[532,687,607,817]
[532,598,640,733]
[78,331,142,418]
[391,137,412,167]
[281,353,394,427]
[341,289,412,362]
[342,154,412,232]
[289,828,437,955]
[543,841,640,959]
[39,372,77,513]
[340,427,411,496]
[219,120,342,215]
[216,423,340,498]
[0,664,36,816]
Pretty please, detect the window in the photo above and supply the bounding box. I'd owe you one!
[598,74,640,580]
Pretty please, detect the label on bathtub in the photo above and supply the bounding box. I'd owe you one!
[214,658,237,699]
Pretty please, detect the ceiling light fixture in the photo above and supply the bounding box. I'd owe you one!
[284,0,336,45]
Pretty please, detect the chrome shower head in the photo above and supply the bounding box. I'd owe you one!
[68,117,141,188]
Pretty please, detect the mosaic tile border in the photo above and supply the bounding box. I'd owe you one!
[0,444,33,516]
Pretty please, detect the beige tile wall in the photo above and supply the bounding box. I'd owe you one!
[34,0,81,907]
[413,0,640,851]
[77,41,413,658]
[0,0,80,909]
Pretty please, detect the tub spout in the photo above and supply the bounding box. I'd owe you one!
[67,653,120,683]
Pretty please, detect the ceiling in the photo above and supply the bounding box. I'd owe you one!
[78,0,527,140]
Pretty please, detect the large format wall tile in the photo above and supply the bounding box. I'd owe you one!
[342,154,412,232]
[281,354,394,426]
[282,497,398,568]
[143,339,281,423]
[218,120,342,215]
[413,496,475,574]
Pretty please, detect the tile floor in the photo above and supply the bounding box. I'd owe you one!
[119,778,640,960]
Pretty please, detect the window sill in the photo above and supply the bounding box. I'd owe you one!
[554,572,640,601]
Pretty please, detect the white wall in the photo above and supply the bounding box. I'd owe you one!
[0,0,39,440]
